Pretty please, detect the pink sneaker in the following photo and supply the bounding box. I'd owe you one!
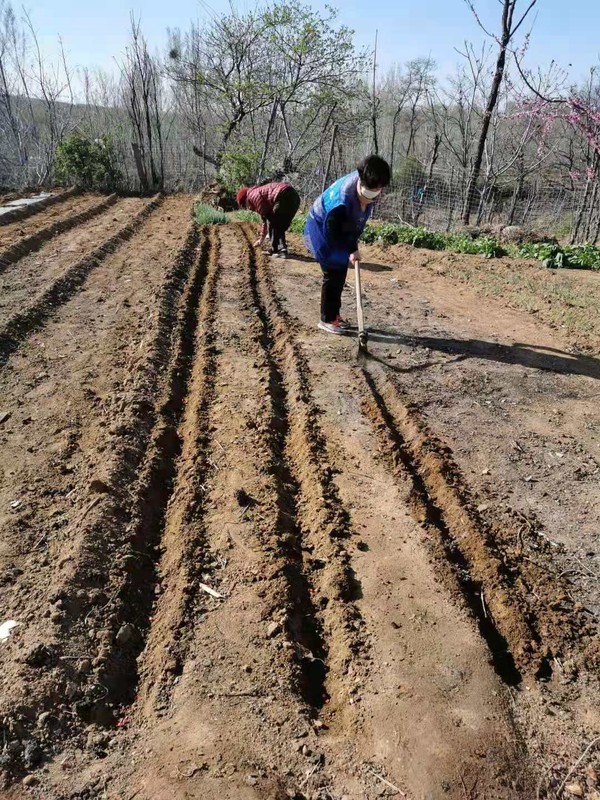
[334,315,351,329]
[318,320,344,335]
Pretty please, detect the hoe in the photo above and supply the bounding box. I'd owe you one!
[354,257,368,356]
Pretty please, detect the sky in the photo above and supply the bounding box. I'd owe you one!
[21,0,600,89]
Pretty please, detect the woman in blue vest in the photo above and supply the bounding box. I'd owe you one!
[305,155,391,334]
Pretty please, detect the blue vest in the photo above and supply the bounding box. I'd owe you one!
[304,171,372,269]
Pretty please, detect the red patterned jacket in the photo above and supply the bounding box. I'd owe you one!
[246,182,291,238]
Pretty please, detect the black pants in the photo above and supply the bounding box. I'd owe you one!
[269,187,300,253]
[320,265,348,322]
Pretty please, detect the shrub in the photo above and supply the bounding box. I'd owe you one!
[219,145,261,192]
[55,133,122,191]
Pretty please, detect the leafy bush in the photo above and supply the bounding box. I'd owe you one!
[564,243,600,270]
[219,145,261,193]
[195,202,229,225]
[55,133,122,191]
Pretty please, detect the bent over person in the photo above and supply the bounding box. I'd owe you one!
[304,155,391,334]
[236,181,301,259]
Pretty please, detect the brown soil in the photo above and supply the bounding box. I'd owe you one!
[0,209,598,800]
[0,193,109,253]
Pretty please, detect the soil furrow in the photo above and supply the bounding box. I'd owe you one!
[133,226,222,716]
[105,224,360,800]
[239,231,329,708]
[0,193,118,273]
[0,186,78,226]
[0,195,161,365]
[50,222,207,727]
[241,224,366,717]
[359,362,593,680]
[0,197,195,783]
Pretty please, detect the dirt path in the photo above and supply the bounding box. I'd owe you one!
[0,221,598,799]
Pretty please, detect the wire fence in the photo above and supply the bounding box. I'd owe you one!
[372,165,585,239]
[3,134,599,243]
[272,162,596,242]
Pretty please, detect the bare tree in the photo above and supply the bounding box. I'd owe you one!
[120,16,166,192]
[462,0,538,223]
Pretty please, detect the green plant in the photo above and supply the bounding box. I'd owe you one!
[55,132,122,191]
[288,211,600,272]
[290,214,307,234]
[514,241,600,270]
[219,145,261,192]
[566,243,600,270]
[229,209,261,223]
[449,234,506,258]
[195,202,229,225]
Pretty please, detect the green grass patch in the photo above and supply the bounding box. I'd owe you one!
[289,214,307,234]
[229,209,262,223]
[194,202,229,226]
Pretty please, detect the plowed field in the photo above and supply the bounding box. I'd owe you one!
[0,195,598,800]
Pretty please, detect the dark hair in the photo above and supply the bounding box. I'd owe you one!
[357,155,391,189]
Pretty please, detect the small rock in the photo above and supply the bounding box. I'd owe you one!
[22,775,38,787]
[78,659,92,675]
[477,504,490,512]
[37,712,53,726]
[50,611,63,624]
[266,621,281,638]
[182,762,205,778]
[565,784,584,798]
[116,623,135,645]
[23,740,43,769]
[0,412,11,425]
[241,664,252,674]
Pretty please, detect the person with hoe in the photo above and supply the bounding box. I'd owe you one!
[236,181,301,258]
[304,155,391,334]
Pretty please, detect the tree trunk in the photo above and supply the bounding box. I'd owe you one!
[414,134,440,226]
[131,141,149,194]
[462,0,523,225]
[322,124,338,192]
[371,31,379,155]
[258,98,279,181]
